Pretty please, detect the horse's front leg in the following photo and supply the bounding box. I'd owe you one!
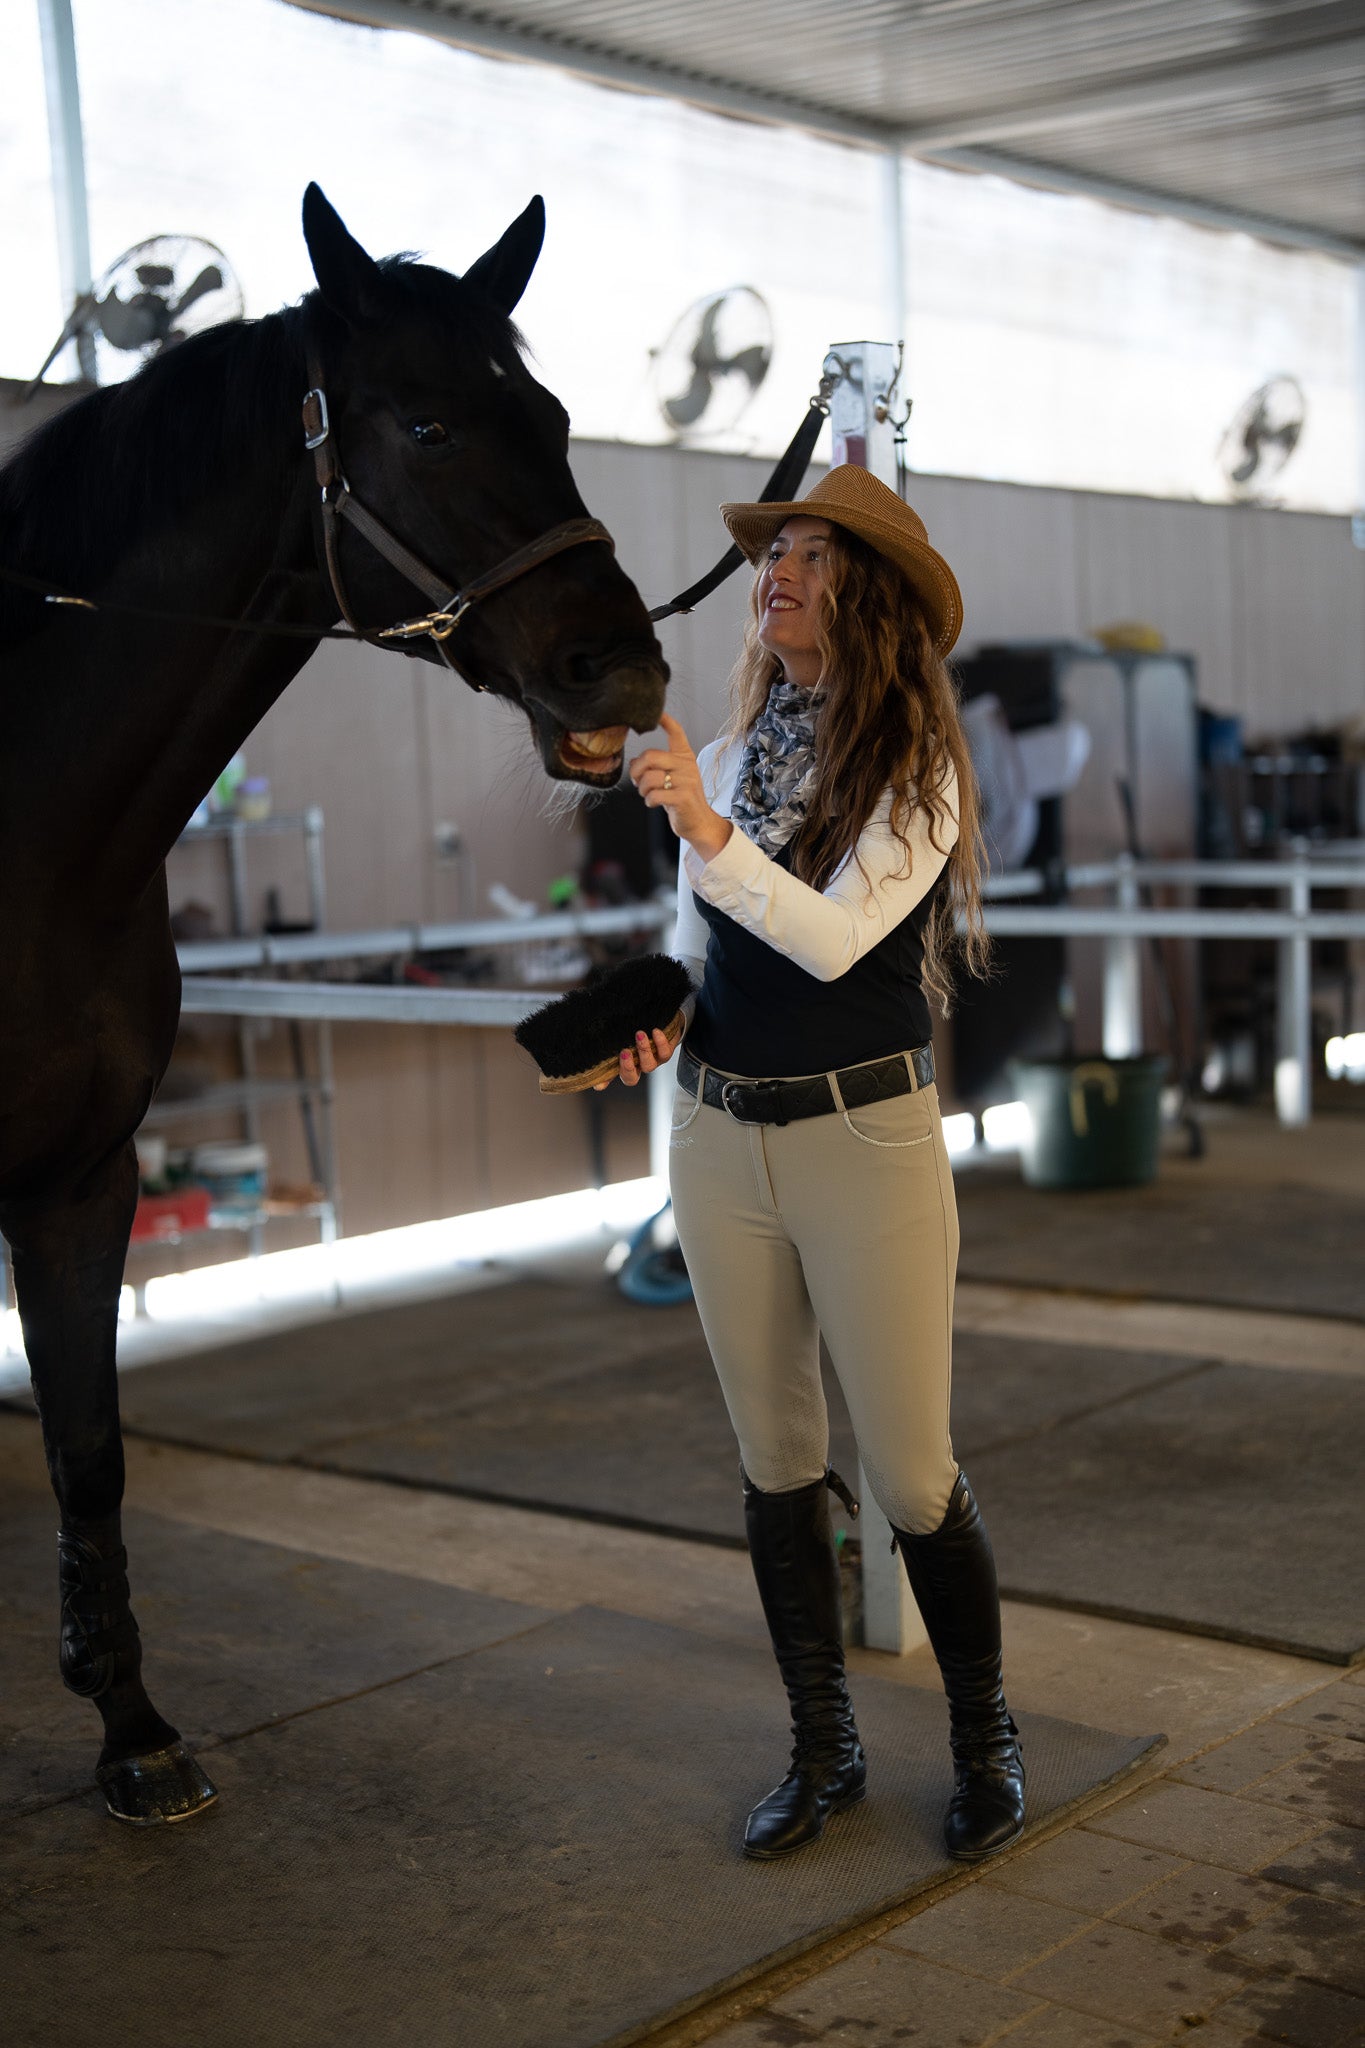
[5,1148,217,1824]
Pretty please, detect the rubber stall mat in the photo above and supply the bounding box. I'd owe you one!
[956,1170,1365,1324]
[0,1465,549,1822]
[102,1281,1186,1547]
[3,1596,1160,2048]
[974,1359,1365,1664]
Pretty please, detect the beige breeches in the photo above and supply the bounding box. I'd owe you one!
[667,1067,960,1535]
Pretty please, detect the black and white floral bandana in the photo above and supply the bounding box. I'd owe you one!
[730,679,822,855]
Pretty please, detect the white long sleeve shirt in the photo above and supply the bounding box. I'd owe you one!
[672,733,958,986]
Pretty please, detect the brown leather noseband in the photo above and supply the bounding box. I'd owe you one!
[301,360,614,689]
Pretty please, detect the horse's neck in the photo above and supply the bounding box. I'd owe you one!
[12,460,331,910]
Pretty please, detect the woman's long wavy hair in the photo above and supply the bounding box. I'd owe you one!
[725,523,989,1013]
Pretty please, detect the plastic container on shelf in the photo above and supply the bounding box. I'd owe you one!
[190,1140,268,1211]
[130,1188,212,1244]
[1007,1054,1169,1190]
[135,1134,168,1190]
[235,776,272,822]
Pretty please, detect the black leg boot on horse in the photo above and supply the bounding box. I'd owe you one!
[7,1160,217,1825]
[741,1468,866,1859]
[892,1471,1024,1862]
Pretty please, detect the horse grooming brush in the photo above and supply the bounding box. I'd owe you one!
[514,954,694,1094]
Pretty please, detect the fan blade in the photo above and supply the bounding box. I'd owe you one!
[727,345,771,390]
[664,367,714,429]
[97,289,170,352]
[171,266,224,318]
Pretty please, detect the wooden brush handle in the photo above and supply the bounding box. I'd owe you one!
[538,1009,686,1095]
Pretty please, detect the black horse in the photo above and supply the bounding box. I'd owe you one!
[0,186,666,1824]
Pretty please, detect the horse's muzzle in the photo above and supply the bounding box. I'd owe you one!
[527,661,668,786]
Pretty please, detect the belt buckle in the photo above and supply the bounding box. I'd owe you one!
[720,1079,770,1126]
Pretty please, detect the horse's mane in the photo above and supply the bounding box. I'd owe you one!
[0,259,518,600]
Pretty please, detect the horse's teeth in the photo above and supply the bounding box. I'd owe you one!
[567,727,627,757]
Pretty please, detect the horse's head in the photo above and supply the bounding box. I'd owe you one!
[301,185,666,786]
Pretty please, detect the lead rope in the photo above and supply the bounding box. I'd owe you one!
[646,363,841,623]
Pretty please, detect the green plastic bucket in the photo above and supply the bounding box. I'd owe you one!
[1007,1054,1169,1190]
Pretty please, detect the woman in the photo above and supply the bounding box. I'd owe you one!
[608,466,1023,1865]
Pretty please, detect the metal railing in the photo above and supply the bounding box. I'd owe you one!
[177,846,1365,1129]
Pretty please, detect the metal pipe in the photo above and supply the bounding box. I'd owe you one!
[35,0,95,380]
[1355,260,1365,553]
[177,899,673,973]
[303,805,328,929]
[1084,858,1365,890]
[1102,853,1143,1058]
[980,908,1365,940]
[882,147,905,349]
[180,980,543,1026]
[1275,839,1314,1126]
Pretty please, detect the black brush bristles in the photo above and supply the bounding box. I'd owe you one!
[515,953,693,1092]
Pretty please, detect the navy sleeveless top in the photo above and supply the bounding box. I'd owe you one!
[688,840,940,1078]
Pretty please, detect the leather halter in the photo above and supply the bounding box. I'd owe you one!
[301,356,614,688]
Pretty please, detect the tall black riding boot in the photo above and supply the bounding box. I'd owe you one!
[893,1471,1025,1862]
[742,1468,866,1860]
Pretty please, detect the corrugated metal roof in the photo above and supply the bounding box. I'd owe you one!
[290,0,1364,252]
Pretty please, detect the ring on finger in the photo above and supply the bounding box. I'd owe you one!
[663,772,673,791]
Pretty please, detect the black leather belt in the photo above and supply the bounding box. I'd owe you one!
[677,1043,935,1127]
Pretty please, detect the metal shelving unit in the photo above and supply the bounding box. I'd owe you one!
[149,806,340,1257]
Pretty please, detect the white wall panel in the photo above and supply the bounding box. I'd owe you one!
[1070,491,1240,712]
[912,473,1083,646]
[1230,507,1365,734]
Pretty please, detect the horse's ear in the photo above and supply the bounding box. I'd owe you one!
[463,197,545,315]
[302,183,385,327]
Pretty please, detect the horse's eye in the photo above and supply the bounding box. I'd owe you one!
[410,419,448,446]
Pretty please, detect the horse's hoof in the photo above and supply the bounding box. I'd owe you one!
[97,1741,219,1825]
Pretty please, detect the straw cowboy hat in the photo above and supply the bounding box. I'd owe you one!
[721,465,964,655]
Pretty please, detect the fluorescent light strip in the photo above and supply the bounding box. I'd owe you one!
[139,1176,668,1324]
[0,1178,668,1364]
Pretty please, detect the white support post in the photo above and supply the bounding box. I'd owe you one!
[36,0,96,381]
[647,1059,673,1184]
[1103,853,1144,1057]
[1275,838,1313,1125]
[882,147,905,351]
[1353,262,1365,553]
[824,336,927,1656]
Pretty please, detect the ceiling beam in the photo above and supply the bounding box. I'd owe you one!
[895,36,1365,153]
[282,0,1363,260]
[283,0,894,147]
[932,146,1364,262]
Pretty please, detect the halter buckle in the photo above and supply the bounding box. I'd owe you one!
[376,599,472,643]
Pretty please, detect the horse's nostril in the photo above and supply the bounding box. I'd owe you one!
[563,642,662,689]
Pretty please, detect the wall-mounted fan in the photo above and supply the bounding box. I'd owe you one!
[650,287,772,440]
[25,234,244,394]
[1217,375,1305,501]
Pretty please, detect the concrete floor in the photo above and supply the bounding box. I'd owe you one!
[5,1105,1363,2044]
